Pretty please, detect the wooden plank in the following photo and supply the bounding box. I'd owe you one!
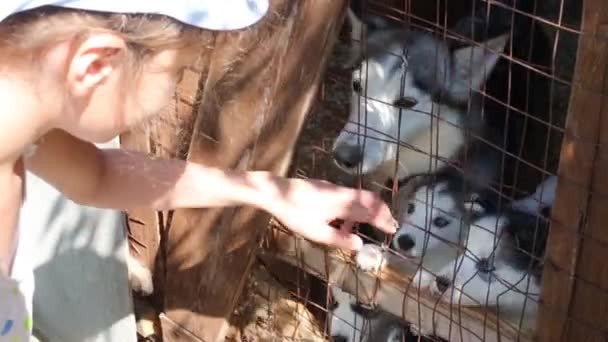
[265,226,533,342]
[536,0,608,341]
[119,127,159,291]
[120,59,212,313]
[131,1,349,341]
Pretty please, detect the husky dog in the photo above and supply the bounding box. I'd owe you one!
[390,122,503,282]
[389,164,499,290]
[329,286,407,342]
[430,191,552,330]
[331,9,508,188]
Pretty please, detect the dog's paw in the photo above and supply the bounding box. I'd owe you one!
[355,244,387,273]
[408,323,431,338]
[127,255,154,296]
[410,269,435,290]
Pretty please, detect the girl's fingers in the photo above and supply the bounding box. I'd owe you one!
[340,220,355,234]
[336,192,398,234]
[310,224,363,251]
[368,205,399,234]
[357,191,399,233]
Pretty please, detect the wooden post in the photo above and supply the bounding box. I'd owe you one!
[121,0,348,341]
[536,0,608,341]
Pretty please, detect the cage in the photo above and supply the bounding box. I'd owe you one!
[121,0,608,341]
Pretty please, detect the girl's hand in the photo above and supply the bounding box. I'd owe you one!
[262,177,398,251]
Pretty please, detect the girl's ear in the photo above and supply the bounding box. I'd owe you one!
[67,33,127,97]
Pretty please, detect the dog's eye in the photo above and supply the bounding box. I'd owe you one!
[352,80,363,93]
[476,257,496,274]
[394,97,418,109]
[433,217,450,228]
[407,203,415,214]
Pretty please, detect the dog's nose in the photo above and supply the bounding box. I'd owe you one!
[333,144,363,169]
[435,276,451,293]
[397,234,416,251]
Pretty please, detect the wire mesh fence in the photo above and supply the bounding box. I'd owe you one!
[119,0,608,341]
[242,0,608,341]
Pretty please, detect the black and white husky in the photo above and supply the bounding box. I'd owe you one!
[331,8,508,187]
[330,161,501,341]
[348,174,555,333]
[430,175,556,330]
[389,164,499,291]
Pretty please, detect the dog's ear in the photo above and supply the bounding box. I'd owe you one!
[448,34,509,102]
[511,176,558,215]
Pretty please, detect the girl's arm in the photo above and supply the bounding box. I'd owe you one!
[27,129,397,251]
[27,129,274,211]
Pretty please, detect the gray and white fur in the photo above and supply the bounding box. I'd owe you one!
[431,182,553,331]
[352,115,503,289]
[332,9,508,188]
[389,165,498,290]
[351,170,553,332]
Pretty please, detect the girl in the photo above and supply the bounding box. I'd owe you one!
[0,1,397,340]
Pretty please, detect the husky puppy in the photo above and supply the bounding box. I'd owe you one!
[390,122,503,284]
[389,165,499,290]
[329,286,407,342]
[331,9,508,188]
[430,195,551,330]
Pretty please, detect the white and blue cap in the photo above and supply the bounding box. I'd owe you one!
[0,0,270,31]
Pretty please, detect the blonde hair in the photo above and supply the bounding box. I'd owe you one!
[0,6,202,69]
